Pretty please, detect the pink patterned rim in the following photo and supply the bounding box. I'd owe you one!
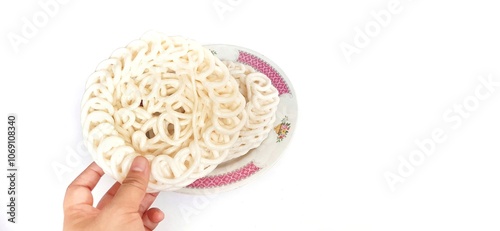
[186,49,288,189]
[237,51,291,96]
[187,162,261,189]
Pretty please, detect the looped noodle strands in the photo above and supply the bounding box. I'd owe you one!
[223,61,280,161]
[81,32,247,192]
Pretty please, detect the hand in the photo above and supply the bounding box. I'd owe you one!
[63,157,164,231]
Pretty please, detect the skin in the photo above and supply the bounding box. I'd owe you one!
[63,157,164,231]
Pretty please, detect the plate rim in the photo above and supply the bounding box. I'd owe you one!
[176,44,298,195]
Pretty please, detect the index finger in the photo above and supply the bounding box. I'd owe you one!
[63,162,104,210]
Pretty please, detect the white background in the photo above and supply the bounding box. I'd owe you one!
[1,0,500,230]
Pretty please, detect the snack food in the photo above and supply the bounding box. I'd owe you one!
[81,32,279,192]
[223,61,279,161]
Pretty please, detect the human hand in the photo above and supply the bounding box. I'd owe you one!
[63,156,164,231]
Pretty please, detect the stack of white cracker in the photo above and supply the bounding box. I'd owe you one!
[81,31,279,192]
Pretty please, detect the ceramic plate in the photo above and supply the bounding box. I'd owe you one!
[177,45,298,194]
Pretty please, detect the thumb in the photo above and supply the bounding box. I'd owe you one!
[109,156,150,212]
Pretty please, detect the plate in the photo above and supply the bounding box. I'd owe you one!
[177,45,298,194]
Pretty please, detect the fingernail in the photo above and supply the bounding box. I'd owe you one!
[131,156,148,172]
